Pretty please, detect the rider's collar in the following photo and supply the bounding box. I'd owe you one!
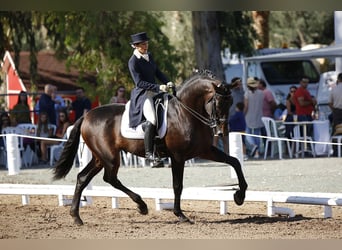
[134,49,149,61]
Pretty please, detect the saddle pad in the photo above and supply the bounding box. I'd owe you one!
[120,98,168,139]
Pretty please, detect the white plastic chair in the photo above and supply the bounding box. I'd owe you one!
[16,123,38,167]
[1,126,25,168]
[48,124,57,136]
[261,117,293,159]
[49,125,72,166]
[292,125,316,158]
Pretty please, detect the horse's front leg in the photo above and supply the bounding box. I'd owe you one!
[170,157,193,223]
[201,146,248,206]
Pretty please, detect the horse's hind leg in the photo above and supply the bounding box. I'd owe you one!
[70,158,102,225]
[103,154,148,215]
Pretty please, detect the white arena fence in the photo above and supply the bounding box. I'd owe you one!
[0,183,342,219]
[0,132,341,219]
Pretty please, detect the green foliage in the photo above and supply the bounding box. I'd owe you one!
[218,11,256,57]
[269,11,334,48]
[158,11,196,81]
[43,11,179,104]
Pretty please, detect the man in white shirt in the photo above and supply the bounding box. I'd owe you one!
[329,72,342,135]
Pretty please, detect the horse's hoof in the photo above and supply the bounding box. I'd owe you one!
[73,217,84,226]
[174,211,193,224]
[234,191,245,206]
[177,216,194,224]
[138,203,148,215]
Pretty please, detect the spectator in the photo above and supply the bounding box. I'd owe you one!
[258,79,277,118]
[293,77,317,136]
[35,111,55,163]
[258,79,277,146]
[329,72,342,135]
[109,85,128,104]
[36,111,54,138]
[40,109,71,163]
[10,91,31,125]
[284,86,297,138]
[52,85,66,125]
[38,84,56,125]
[244,77,264,158]
[229,102,247,160]
[229,77,245,117]
[72,87,92,121]
[0,112,11,148]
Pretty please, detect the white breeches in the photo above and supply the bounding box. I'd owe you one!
[143,95,156,125]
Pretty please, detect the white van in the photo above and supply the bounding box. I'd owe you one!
[243,53,320,105]
[242,44,342,112]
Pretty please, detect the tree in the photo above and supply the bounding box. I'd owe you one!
[42,11,180,103]
[159,11,196,81]
[252,11,270,49]
[191,11,256,81]
[269,11,334,48]
[192,12,224,79]
[0,11,42,91]
[0,11,180,103]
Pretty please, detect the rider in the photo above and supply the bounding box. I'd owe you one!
[128,32,174,167]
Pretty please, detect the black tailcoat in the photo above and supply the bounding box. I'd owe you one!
[128,52,169,128]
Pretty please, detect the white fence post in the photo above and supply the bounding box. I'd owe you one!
[6,134,21,175]
[228,132,244,179]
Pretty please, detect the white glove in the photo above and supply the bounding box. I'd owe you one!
[166,81,174,88]
[159,84,168,92]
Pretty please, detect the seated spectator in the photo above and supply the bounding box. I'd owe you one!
[9,91,32,125]
[0,112,11,148]
[40,109,71,164]
[36,111,54,138]
[35,111,55,161]
[109,85,128,104]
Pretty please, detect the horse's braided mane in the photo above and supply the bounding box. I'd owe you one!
[181,69,216,87]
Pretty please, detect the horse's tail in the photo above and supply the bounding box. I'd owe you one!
[53,117,84,180]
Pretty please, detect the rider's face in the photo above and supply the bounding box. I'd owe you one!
[135,41,148,54]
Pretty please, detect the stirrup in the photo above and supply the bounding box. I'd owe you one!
[145,153,164,168]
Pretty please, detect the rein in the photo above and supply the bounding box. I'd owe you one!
[174,93,219,128]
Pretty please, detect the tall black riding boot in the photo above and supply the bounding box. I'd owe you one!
[144,121,164,168]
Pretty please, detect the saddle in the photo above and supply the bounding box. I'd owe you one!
[120,93,171,140]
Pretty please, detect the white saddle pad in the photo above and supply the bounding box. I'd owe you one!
[120,97,168,139]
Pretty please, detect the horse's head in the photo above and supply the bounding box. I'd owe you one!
[175,70,233,132]
[211,81,233,136]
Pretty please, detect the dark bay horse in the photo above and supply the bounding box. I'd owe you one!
[53,71,248,225]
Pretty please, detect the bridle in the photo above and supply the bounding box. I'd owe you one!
[174,81,232,130]
[177,97,218,128]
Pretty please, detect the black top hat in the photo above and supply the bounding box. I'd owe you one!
[130,32,149,44]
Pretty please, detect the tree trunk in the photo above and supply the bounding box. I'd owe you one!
[192,11,224,80]
[252,11,270,49]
